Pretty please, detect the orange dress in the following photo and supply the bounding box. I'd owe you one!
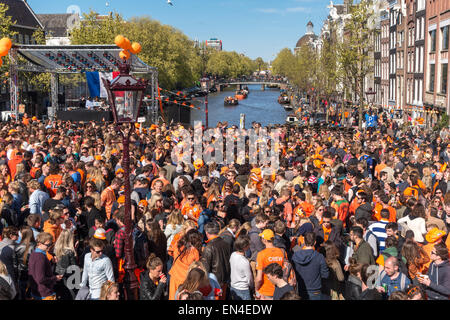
[168,246,200,300]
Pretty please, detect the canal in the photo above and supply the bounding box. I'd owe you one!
[190,84,291,127]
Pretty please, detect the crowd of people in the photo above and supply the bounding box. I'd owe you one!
[0,113,449,301]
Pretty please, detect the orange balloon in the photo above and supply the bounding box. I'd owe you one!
[130,42,142,54]
[115,35,126,48]
[0,38,12,50]
[0,45,8,57]
[119,49,130,60]
[122,38,131,50]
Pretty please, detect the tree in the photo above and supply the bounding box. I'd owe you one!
[337,0,377,129]
[70,12,202,90]
[272,48,296,77]
[254,57,267,72]
[0,3,17,89]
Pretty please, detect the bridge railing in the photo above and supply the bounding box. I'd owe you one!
[218,79,288,85]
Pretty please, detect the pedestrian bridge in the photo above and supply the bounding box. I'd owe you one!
[216,80,288,91]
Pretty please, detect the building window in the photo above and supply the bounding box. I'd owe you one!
[442,26,449,50]
[430,30,436,52]
[442,63,448,94]
[429,63,435,92]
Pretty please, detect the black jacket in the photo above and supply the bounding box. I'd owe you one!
[314,224,343,251]
[359,288,383,300]
[426,260,450,300]
[355,203,373,222]
[201,237,231,285]
[139,271,167,300]
[219,229,235,251]
[344,275,362,300]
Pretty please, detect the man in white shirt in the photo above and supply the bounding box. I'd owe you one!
[80,238,115,300]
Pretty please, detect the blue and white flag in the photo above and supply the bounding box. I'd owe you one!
[86,72,116,98]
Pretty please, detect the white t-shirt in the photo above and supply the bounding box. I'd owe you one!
[398,216,427,243]
[230,252,254,291]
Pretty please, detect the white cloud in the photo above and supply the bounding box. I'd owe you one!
[286,7,309,12]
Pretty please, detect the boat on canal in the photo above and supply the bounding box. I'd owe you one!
[278,93,290,105]
[224,96,239,106]
[284,105,294,111]
[235,90,248,100]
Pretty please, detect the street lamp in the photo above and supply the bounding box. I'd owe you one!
[102,60,148,300]
[365,87,377,113]
[201,76,210,128]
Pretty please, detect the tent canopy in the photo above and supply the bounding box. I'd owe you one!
[13,44,155,74]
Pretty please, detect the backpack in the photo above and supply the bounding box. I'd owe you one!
[382,251,409,278]
[280,249,297,291]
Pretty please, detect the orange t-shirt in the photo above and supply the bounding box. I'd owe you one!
[373,204,397,222]
[256,247,286,297]
[181,203,201,222]
[44,174,63,197]
[447,236,450,252]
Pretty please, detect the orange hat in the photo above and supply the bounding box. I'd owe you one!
[259,229,275,241]
[111,149,119,155]
[93,228,107,240]
[116,168,124,175]
[425,228,447,244]
[135,123,140,129]
[117,195,125,204]
[32,116,37,121]
[220,167,229,175]
[150,124,158,131]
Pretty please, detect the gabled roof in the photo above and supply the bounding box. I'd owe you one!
[2,0,44,30]
[37,14,79,37]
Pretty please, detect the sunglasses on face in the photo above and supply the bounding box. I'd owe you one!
[188,197,195,201]
[92,249,103,254]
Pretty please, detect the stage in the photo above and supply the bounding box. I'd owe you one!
[56,110,114,122]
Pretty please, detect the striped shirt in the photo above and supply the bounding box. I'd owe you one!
[368,220,389,252]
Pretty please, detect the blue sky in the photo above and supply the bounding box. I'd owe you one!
[28,0,334,62]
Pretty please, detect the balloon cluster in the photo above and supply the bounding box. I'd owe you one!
[0,38,13,67]
[114,35,142,61]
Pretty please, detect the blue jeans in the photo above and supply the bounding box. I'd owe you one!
[230,287,252,300]
[307,290,322,300]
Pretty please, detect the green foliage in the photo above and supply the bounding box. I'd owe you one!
[206,51,254,78]
[336,0,378,128]
[271,48,296,77]
[437,113,449,130]
[0,3,17,86]
[254,57,268,72]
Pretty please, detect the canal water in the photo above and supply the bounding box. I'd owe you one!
[190,84,290,127]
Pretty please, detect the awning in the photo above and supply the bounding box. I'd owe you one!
[12,44,155,74]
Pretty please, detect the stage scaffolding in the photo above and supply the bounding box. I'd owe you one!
[8,44,159,124]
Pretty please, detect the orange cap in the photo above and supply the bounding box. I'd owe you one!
[425,228,447,244]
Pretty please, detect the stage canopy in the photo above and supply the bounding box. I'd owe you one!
[9,44,159,123]
[13,44,155,74]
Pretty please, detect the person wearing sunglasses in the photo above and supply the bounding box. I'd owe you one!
[417,242,450,300]
[28,232,63,300]
[79,237,114,300]
[181,191,201,223]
